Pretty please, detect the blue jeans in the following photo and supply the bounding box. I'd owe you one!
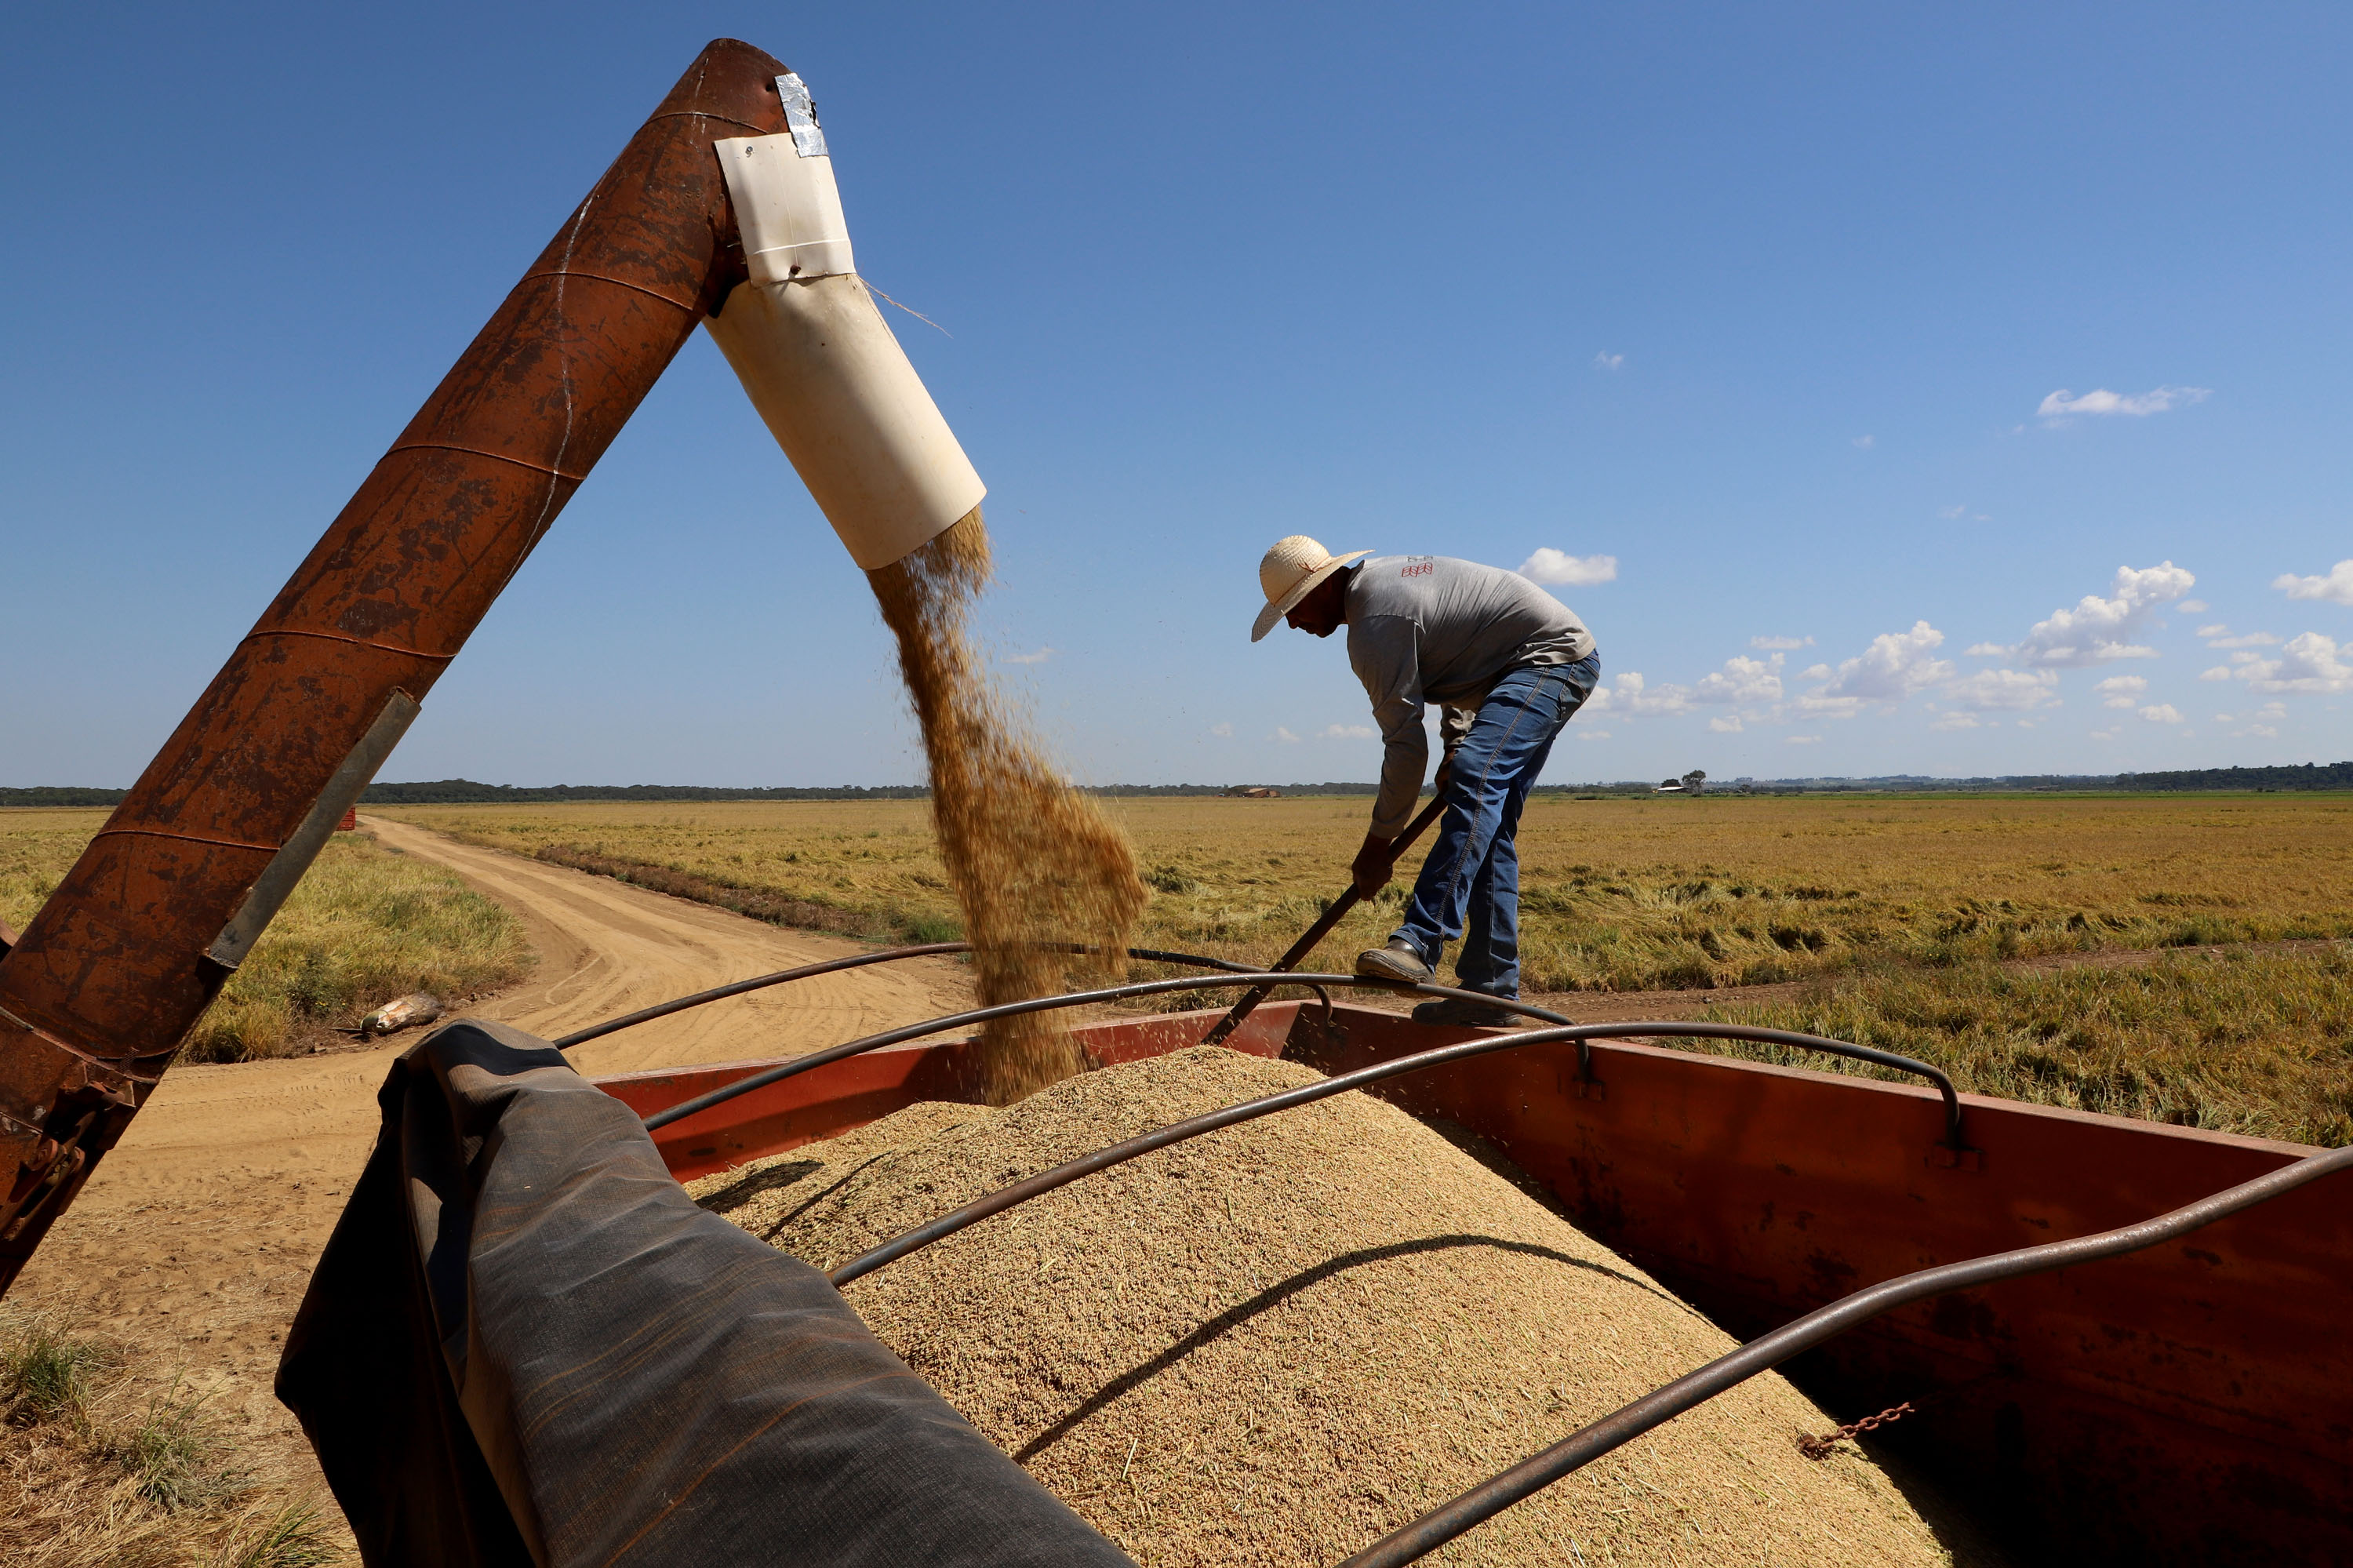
[1391,654,1599,997]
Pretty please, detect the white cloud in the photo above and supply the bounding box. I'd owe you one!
[1852,435,1875,449]
[1785,735,1823,745]
[2096,674,2148,709]
[2206,631,2281,649]
[1964,642,2009,657]
[1317,723,1376,740]
[1800,621,1951,715]
[1708,716,1744,733]
[2140,704,2185,725]
[2227,631,2353,694]
[2234,724,2282,739]
[1595,351,1624,371]
[1274,727,1300,743]
[2274,559,2353,606]
[1693,653,1784,708]
[1580,684,1614,716]
[1930,711,1985,731]
[1573,729,1612,741]
[1209,721,1234,737]
[2195,624,2229,637]
[1751,635,1813,651]
[1613,671,1694,717]
[2012,562,2195,668]
[1004,646,1056,664]
[2038,386,2211,420]
[1945,668,2061,712]
[1938,505,1967,521]
[1518,549,1619,587]
[2198,666,2231,681]
[1799,663,1832,680]
[2180,600,2208,613]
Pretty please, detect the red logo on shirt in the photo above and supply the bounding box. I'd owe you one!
[1400,557,1435,578]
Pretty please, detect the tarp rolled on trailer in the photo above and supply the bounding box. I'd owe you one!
[278,1019,1134,1568]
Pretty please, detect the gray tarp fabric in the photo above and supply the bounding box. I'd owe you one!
[277,1020,1136,1568]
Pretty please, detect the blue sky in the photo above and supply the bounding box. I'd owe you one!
[5,2,2349,788]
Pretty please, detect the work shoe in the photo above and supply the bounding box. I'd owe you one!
[1355,939,1434,987]
[1412,995,1522,1029]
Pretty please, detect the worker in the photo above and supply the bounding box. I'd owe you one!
[1251,537,1600,1026]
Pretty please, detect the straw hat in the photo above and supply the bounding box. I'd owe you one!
[1251,535,1371,642]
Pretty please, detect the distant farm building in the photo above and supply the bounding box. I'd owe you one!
[1223,786,1282,799]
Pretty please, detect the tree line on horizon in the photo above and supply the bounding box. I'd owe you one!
[5,761,2351,810]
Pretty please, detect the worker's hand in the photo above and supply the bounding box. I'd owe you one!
[1352,831,1395,900]
[1434,751,1458,797]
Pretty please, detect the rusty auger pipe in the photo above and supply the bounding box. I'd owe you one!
[0,40,792,1295]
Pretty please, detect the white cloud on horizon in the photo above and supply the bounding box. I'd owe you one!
[2038,386,2211,420]
[2096,674,2148,710]
[1594,351,1624,371]
[1004,646,1056,665]
[2223,631,2353,694]
[2007,562,2195,668]
[1317,723,1377,740]
[1693,654,1784,708]
[1518,549,1619,587]
[1799,621,1952,716]
[1945,668,2062,712]
[1209,721,1234,737]
[2140,704,2186,725]
[1708,716,1743,733]
[2205,631,2282,649]
[1786,735,1822,745]
[2274,559,2353,606]
[1751,635,1814,651]
[1274,726,1300,743]
[1852,435,1875,449]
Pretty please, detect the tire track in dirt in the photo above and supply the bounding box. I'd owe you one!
[8,816,974,1495]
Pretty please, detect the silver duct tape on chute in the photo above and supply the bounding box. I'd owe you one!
[704,75,984,571]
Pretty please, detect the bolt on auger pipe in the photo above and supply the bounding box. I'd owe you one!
[1337,1141,2353,1568]
[0,40,792,1293]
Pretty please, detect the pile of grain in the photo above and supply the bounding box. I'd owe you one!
[867,510,1147,1102]
[691,1048,1958,1566]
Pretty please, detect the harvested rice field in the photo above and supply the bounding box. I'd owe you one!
[377,791,2353,994]
[691,1046,1977,1567]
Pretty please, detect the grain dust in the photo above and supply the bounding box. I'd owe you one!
[693,1047,1962,1566]
[867,510,1147,1103]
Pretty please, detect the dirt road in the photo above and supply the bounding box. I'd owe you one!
[9,817,973,1490]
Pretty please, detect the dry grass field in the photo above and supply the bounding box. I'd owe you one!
[383,792,2353,1146]
[382,791,2353,988]
[1,809,532,1061]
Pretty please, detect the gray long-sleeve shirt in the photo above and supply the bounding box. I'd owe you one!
[1345,555,1596,836]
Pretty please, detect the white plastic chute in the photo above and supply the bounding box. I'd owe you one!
[704,81,984,571]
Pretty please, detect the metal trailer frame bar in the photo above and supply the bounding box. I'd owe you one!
[635,970,1965,1148]
[1338,1141,2353,1566]
[655,968,2345,1563]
